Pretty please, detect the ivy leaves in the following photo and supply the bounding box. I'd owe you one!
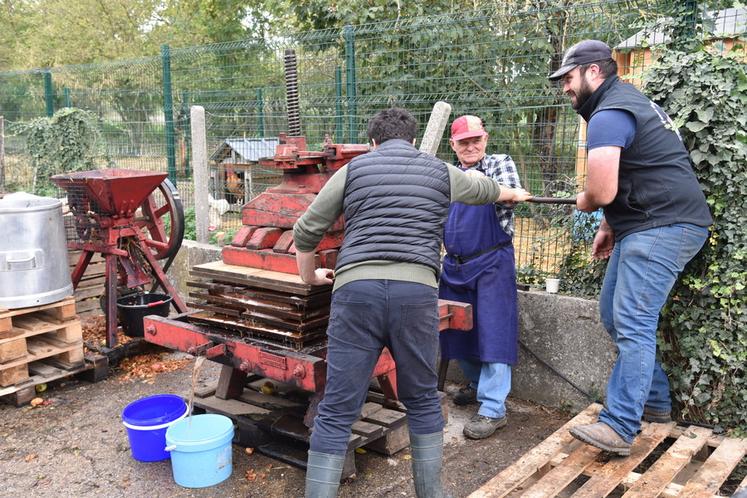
[646,47,747,432]
[12,108,112,196]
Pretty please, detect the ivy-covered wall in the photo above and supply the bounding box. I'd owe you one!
[645,47,747,432]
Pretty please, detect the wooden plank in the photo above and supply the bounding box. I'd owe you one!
[215,365,247,400]
[0,317,82,346]
[193,395,271,417]
[238,388,305,410]
[622,426,712,498]
[0,297,76,321]
[360,402,384,419]
[468,403,602,498]
[0,337,83,370]
[73,285,105,300]
[193,382,218,398]
[669,425,725,449]
[363,407,406,428]
[522,443,600,498]
[351,420,385,440]
[0,337,27,362]
[572,422,675,498]
[0,365,28,387]
[192,260,327,295]
[28,362,59,376]
[364,423,410,456]
[677,437,747,498]
[548,452,690,498]
[75,299,101,314]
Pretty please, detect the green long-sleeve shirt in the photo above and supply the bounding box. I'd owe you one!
[293,163,501,291]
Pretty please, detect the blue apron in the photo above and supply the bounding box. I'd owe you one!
[438,201,518,364]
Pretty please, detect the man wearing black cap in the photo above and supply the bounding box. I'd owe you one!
[549,40,712,456]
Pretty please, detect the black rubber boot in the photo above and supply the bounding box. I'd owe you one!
[410,431,451,498]
[305,450,345,498]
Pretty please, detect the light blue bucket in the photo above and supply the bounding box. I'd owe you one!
[165,414,234,488]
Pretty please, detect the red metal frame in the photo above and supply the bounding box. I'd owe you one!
[143,299,471,396]
[54,169,187,348]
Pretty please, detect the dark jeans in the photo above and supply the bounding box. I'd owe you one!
[309,279,444,455]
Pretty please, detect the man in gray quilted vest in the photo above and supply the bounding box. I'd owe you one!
[293,107,531,497]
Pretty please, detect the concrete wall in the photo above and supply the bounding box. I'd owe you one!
[169,242,616,411]
[514,291,615,410]
[167,240,222,298]
[445,290,616,412]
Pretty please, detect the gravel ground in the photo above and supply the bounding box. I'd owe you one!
[0,352,569,498]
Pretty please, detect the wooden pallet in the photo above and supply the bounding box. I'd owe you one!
[470,403,747,498]
[0,297,84,387]
[191,378,443,479]
[0,353,108,406]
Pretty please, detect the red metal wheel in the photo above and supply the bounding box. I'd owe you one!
[136,179,185,260]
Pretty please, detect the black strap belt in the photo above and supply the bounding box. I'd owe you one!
[446,240,512,264]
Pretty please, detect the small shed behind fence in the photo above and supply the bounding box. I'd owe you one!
[209,137,281,205]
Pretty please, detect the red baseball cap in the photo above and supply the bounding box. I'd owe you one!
[450,115,488,141]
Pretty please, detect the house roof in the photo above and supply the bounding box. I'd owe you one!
[210,138,279,163]
[616,7,746,50]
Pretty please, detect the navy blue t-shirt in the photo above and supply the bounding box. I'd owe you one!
[587,109,636,150]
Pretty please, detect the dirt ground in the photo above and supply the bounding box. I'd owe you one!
[0,350,569,498]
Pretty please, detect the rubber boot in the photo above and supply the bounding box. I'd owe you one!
[410,431,450,498]
[305,450,345,498]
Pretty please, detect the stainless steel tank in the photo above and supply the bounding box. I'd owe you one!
[0,192,73,309]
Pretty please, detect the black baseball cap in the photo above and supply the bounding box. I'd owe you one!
[548,40,613,81]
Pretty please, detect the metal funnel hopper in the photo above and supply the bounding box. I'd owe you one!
[52,169,168,215]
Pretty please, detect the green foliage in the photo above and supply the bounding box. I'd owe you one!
[557,247,608,299]
[179,206,238,246]
[13,108,112,195]
[645,47,747,431]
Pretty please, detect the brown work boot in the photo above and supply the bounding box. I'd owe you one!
[642,407,672,423]
[463,413,507,440]
[569,422,631,456]
[453,385,478,406]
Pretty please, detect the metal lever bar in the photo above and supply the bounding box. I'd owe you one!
[527,197,577,205]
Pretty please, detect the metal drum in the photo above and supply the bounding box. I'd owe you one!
[0,192,73,309]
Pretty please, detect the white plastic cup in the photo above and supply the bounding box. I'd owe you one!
[545,278,560,294]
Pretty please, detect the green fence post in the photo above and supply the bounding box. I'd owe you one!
[43,71,54,117]
[161,44,177,182]
[684,0,698,40]
[335,66,343,143]
[181,91,191,177]
[63,87,71,108]
[256,88,265,138]
[344,25,357,142]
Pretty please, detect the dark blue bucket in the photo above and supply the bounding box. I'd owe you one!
[122,394,188,462]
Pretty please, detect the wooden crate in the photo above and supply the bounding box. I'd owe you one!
[470,403,747,498]
[0,297,84,387]
[68,250,105,316]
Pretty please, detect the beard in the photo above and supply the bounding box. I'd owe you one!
[571,79,594,110]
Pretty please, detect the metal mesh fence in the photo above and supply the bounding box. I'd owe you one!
[0,1,741,279]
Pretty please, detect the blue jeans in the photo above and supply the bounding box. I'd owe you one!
[598,223,708,443]
[310,280,444,455]
[459,359,511,419]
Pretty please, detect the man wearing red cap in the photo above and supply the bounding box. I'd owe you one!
[439,115,522,439]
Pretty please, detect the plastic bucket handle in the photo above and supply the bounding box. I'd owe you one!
[122,406,189,431]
